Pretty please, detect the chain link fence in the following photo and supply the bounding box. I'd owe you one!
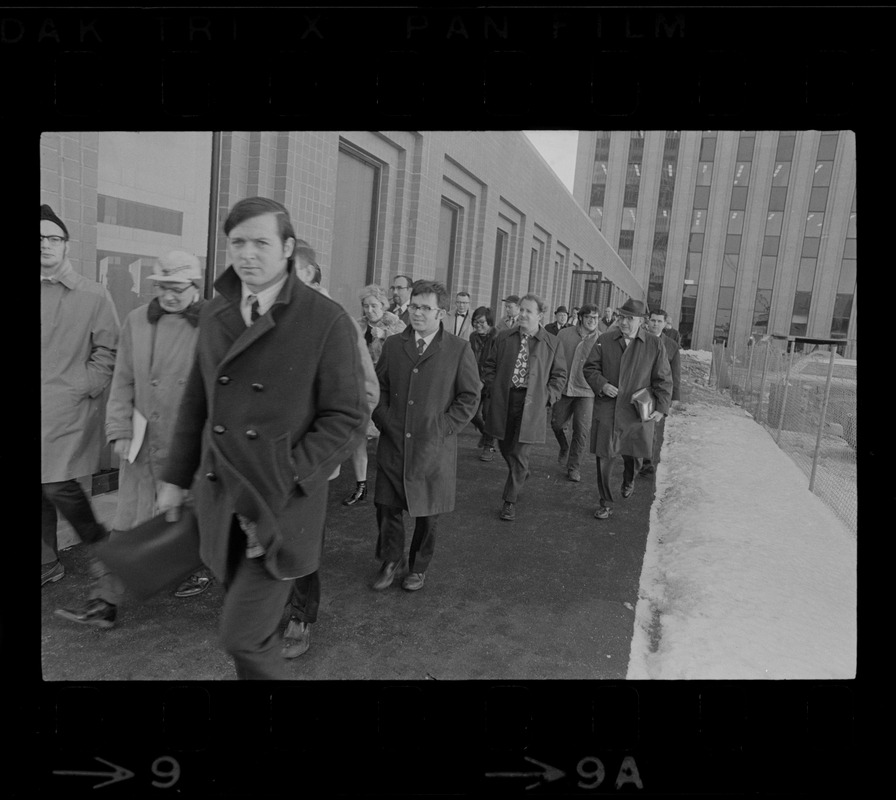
[708,336,857,535]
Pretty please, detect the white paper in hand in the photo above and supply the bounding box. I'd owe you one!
[127,408,147,463]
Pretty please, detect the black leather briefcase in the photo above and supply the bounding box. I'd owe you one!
[94,508,204,603]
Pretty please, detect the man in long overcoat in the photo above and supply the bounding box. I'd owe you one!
[157,197,368,679]
[41,204,123,626]
[101,249,212,599]
[640,308,682,476]
[583,299,672,520]
[482,294,567,522]
[371,280,481,592]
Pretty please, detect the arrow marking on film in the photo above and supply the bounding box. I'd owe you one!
[486,756,566,790]
[53,756,135,789]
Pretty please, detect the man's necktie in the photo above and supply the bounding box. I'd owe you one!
[416,338,425,358]
[248,294,260,323]
[511,332,529,387]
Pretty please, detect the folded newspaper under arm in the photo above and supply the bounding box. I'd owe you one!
[630,387,656,422]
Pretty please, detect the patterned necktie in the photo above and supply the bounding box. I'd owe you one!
[511,332,529,387]
[416,337,425,358]
[248,294,260,323]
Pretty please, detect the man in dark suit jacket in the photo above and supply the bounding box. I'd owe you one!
[641,309,681,476]
[544,305,569,336]
[482,294,567,522]
[663,319,681,344]
[157,197,368,680]
[371,280,481,592]
[388,274,413,326]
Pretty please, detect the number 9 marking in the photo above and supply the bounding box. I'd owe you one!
[576,756,606,789]
[151,756,181,789]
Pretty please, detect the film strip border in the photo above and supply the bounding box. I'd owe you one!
[33,681,855,796]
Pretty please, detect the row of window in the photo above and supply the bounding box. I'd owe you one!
[97,195,184,236]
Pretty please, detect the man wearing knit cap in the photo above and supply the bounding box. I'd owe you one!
[41,204,123,627]
[101,250,214,600]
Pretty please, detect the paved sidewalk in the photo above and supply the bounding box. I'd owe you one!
[42,424,660,681]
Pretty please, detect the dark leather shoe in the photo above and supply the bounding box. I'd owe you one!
[41,560,65,587]
[371,559,403,590]
[401,572,426,591]
[639,464,655,477]
[621,482,634,499]
[499,501,515,521]
[567,468,581,482]
[281,618,311,658]
[479,447,495,462]
[54,599,117,629]
[342,481,367,506]
[174,571,213,597]
[594,505,612,520]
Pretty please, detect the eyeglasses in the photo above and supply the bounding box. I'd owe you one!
[472,318,488,326]
[155,283,194,295]
[40,235,66,245]
[409,303,438,314]
[583,315,601,321]
[389,284,409,291]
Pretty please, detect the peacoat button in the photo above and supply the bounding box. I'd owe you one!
[213,425,226,434]
[150,379,160,387]
[408,400,414,405]
[412,368,419,374]
[205,472,217,481]
[218,376,231,385]
[246,429,258,439]
[406,432,412,438]
[251,383,264,392]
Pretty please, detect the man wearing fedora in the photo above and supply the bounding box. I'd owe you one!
[102,250,213,600]
[41,203,123,625]
[583,298,672,520]
[544,306,569,336]
[495,294,521,332]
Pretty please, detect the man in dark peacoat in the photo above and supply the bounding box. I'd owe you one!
[640,309,682,476]
[482,294,567,522]
[370,280,481,592]
[158,198,368,679]
[583,299,672,520]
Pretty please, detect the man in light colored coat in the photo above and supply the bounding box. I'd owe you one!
[41,204,122,626]
[157,197,368,679]
[370,280,481,592]
[551,304,601,483]
[583,299,672,520]
[482,294,567,522]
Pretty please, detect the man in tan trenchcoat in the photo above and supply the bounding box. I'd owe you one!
[41,204,122,628]
[583,299,672,520]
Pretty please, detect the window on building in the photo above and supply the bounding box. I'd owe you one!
[730,186,748,210]
[804,213,824,237]
[752,289,772,333]
[758,256,777,289]
[331,145,380,310]
[590,184,606,207]
[686,251,703,283]
[691,209,705,232]
[808,187,829,212]
[775,133,796,161]
[843,238,856,259]
[762,236,780,256]
[725,235,742,255]
[801,237,820,258]
[696,162,713,186]
[699,137,717,161]
[693,186,710,209]
[491,228,509,311]
[720,254,738,286]
[790,290,812,336]
[771,162,791,187]
[765,212,783,236]
[768,187,787,211]
[813,161,833,187]
[435,200,459,293]
[689,232,704,252]
[733,161,752,186]
[623,184,640,207]
[736,135,756,162]
[817,132,839,160]
[727,211,744,235]
[97,195,184,236]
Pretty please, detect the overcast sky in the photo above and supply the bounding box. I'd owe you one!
[523,130,579,194]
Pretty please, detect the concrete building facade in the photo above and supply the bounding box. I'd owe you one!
[41,130,643,330]
[573,131,857,356]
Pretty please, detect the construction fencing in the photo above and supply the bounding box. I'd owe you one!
[709,336,857,535]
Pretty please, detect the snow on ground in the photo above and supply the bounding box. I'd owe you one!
[627,364,857,680]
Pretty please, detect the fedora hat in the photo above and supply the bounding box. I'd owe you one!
[616,298,648,317]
